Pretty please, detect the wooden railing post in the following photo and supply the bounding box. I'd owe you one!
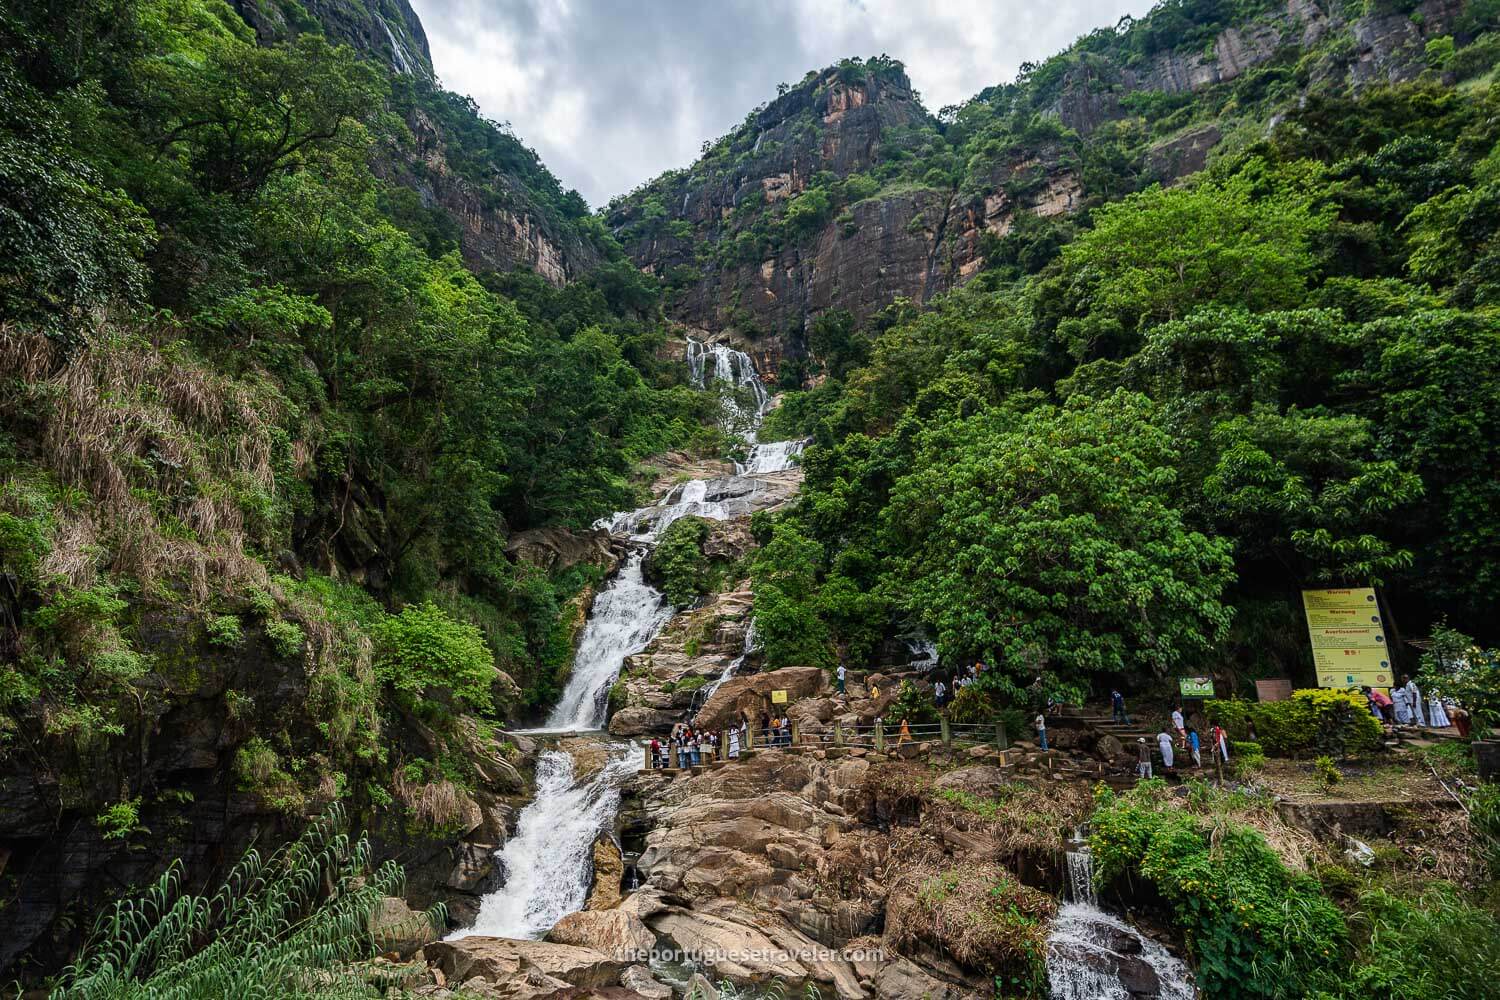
[875,719,885,754]
[644,744,651,770]
[721,730,729,760]
[940,717,951,748]
[791,720,801,746]
[746,722,754,750]
[995,721,1008,751]
[834,723,844,746]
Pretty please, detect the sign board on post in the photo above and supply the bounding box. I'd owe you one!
[770,689,788,704]
[1179,677,1215,698]
[1301,587,1392,688]
[1255,679,1293,702]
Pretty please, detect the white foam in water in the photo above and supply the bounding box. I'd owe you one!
[540,551,673,733]
[739,437,807,475]
[450,745,637,940]
[1048,841,1194,1000]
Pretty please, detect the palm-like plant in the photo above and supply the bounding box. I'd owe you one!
[53,806,442,999]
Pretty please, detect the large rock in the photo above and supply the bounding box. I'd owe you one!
[620,964,673,999]
[547,910,656,963]
[607,705,679,737]
[695,666,828,730]
[586,834,625,910]
[932,765,1009,799]
[369,896,439,958]
[424,937,623,989]
[505,526,624,574]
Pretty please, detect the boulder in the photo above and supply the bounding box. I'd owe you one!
[369,896,439,958]
[607,706,679,737]
[695,666,828,729]
[424,937,623,989]
[586,834,625,910]
[620,964,673,999]
[547,910,656,963]
[932,765,1009,799]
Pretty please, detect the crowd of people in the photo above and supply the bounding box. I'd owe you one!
[1363,676,1468,735]
[647,713,796,768]
[1134,714,1232,779]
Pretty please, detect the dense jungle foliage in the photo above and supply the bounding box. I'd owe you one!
[0,0,722,835]
[750,63,1500,706]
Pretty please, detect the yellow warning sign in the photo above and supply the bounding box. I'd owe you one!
[770,689,788,704]
[1301,588,1392,688]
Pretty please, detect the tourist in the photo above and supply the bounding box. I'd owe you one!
[779,714,791,746]
[870,682,882,701]
[1369,687,1392,722]
[1136,738,1152,779]
[691,732,702,767]
[1034,711,1048,752]
[1405,676,1427,727]
[836,663,846,695]
[729,723,742,759]
[1157,729,1175,770]
[934,678,947,709]
[899,718,912,745]
[1188,728,1202,768]
[1392,681,1412,725]
[649,737,664,769]
[1211,723,1230,764]
[1428,693,1452,730]
[1111,688,1129,725]
[1363,686,1383,720]
[760,712,772,746]
[1171,706,1187,748]
[1245,717,1259,743]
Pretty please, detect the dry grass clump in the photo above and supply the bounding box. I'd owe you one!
[392,766,478,832]
[858,760,932,822]
[0,320,283,604]
[884,860,1054,983]
[927,778,1093,857]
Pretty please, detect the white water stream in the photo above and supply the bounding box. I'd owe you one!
[1047,839,1195,1000]
[454,339,804,941]
[451,746,637,940]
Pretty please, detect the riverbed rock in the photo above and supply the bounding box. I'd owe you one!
[586,834,625,910]
[619,964,673,999]
[369,896,440,958]
[424,937,623,989]
[546,910,656,963]
[607,706,679,737]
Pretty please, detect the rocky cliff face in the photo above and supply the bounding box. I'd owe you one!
[233,0,603,286]
[610,0,1466,365]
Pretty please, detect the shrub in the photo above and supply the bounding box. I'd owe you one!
[1206,690,1382,758]
[373,602,495,713]
[95,798,145,841]
[205,614,243,648]
[648,516,714,606]
[1091,785,1348,999]
[1314,754,1342,788]
[264,619,305,658]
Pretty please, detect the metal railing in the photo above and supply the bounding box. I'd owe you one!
[642,717,1011,770]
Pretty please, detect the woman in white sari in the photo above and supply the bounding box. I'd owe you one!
[1428,694,1452,729]
[1392,684,1412,724]
[1405,678,1427,726]
[728,724,741,759]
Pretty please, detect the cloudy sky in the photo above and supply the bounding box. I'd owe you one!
[408,0,1154,208]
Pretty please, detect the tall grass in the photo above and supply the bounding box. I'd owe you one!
[52,807,441,1000]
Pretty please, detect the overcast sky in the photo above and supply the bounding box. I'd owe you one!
[408,0,1155,208]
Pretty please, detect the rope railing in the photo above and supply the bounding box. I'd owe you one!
[642,716,1012,770]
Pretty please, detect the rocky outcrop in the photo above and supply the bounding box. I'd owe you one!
[425,937,624,990]
[546,909,655,963]
[506,527,627,575]
[370,895,442,958]
[694,665,828,729]
[230,0,434,78]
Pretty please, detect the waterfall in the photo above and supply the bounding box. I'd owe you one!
[541,551,673,733]
[450,745,637,941]
[1047,835,1195,1000]
[738,437,807,475]
[696,619,758,711]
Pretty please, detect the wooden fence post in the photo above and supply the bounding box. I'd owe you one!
[995,721,1008,751]
[791,720,801,746]
[875,719,885,754]
[721,730,729,760]
[940,717,951,748]
[834,723,844,746]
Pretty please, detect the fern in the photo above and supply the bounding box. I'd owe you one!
[53,806,442,999]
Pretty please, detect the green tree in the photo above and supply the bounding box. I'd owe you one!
[883,391,1234,683]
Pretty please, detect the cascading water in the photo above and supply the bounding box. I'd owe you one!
[542,551,674,733]
[1047,833,1195,1000]
[738,437,807,475]
[456,338,802,940]
[451,745,637,940]
[695,619,758,711]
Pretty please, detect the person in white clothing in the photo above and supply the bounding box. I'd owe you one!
[728,725,741,759]
[1428,693,1451,729]
[1392,684,1412,724]
[1157,730,1175,769]
[1404,677,1426,726]
[1171,707,1187,748]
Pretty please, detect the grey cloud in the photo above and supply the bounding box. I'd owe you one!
[409,0,1150,207]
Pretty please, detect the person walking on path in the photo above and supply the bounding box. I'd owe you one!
[1171,707,1187,748]
[1188,728,1202,768]
[1111,689,1129,725]
[1211,724,1230,764]
[1404,676,1427,726]
[1136,738,1153,779]
[1157,729,1175,770]
[836,664,846,695]
[899,718,912,745]
[1428,694,1452,729]
[1034,712,1048,752]
[934,679,947,709]
[1393,682,1412,725]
